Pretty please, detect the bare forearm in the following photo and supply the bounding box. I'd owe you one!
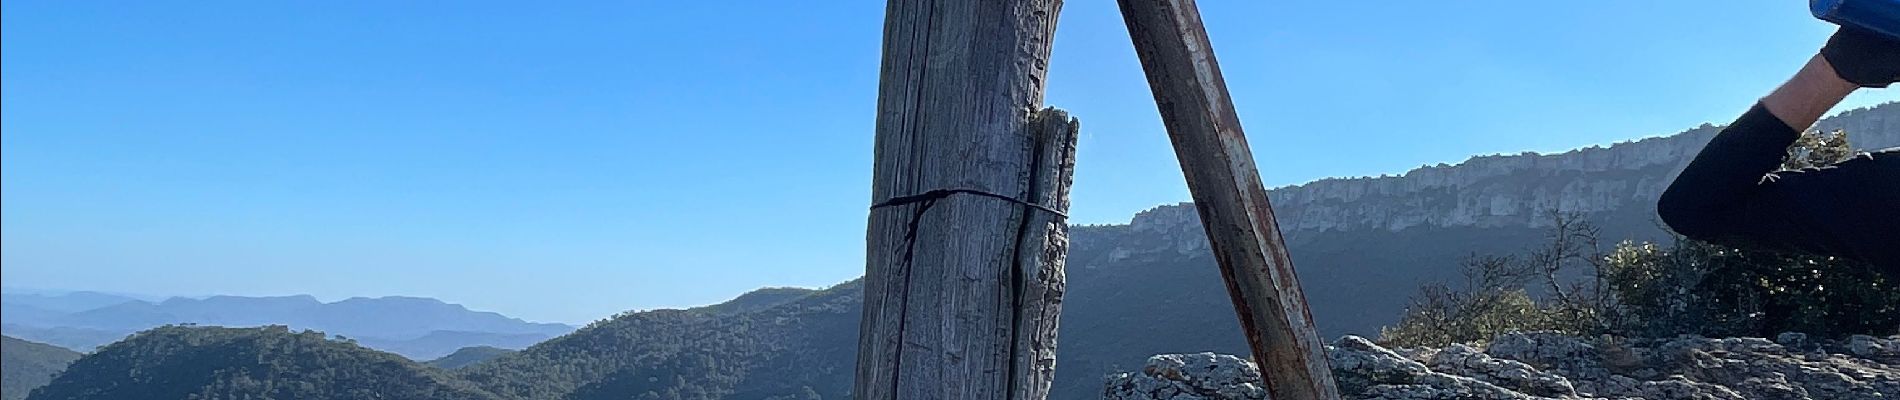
[1761,54,1860,131]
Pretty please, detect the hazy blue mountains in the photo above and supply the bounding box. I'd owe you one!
[0,292,573,360]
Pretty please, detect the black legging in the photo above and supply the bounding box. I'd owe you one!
[1657,103,1898,271]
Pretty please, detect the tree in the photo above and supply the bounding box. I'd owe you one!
[1603,237,1900,337]
[1378,214,1611,347]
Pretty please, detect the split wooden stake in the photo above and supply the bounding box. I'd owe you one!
[1116,0,1343,398]
[854,1,1078,399]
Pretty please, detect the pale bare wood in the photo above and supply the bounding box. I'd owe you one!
[855,0,1074,398]
[1115,0,1343,399]
[1007,109,1077,400]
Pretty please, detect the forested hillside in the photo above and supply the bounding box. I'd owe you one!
[455,282,860,400]
[426,346,516,370]
[29,285,861,400]
[27,326,499,400]
[1,336,80,400]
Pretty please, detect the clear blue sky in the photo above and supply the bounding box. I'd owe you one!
[4,0,1893,324]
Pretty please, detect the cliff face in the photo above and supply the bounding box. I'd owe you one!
[1052,103,1899,400]
[1118,103,1900,241]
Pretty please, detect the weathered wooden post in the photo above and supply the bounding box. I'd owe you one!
[854,0,1078,399]
[1116,0,1342,399]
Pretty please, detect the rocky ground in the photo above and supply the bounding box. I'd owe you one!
[1104,332,1899,400]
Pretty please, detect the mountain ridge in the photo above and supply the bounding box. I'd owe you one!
[0,293,575,360]
[1261,102,1897,233]
[1,335,81,400]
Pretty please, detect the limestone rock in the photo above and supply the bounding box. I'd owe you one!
[1103,353,1267,400]
[1105,332,1900,400]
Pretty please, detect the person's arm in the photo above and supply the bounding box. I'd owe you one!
[1658,28,1900,264]
[1656,55,1854,241]
[1761,55,1861,131]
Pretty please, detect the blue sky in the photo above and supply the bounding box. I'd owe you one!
[3,0,1893,324]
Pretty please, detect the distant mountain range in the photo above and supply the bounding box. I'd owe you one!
[15,102,1898,400]
[0,291,574,360]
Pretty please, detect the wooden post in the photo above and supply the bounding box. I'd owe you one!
[854,0,1077,398]
[1116,0,1342,399]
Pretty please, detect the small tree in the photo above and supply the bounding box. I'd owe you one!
[1379,214,1610,347]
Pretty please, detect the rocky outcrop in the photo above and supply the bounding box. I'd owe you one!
[1105,332,1900,400]
[1102,353,1268,400]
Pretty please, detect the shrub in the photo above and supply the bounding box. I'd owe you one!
[1378,215,1612,347]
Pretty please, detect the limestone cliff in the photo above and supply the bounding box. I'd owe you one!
[1116,103,1899,243]
[1052,104,1900,399]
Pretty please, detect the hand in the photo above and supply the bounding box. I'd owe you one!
[1821,28,1900,88]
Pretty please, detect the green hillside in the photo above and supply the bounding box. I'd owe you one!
[687,287,816,316]
[2,335,81,400]
[455,282,859,400]
[20,285,862,400]
[27,326,500,400]
[426,346,515,370]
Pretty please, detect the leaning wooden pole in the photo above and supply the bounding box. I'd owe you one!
[1116,0,1341,399]
[855,0,1078,399]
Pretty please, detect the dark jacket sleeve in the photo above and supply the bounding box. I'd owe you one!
[1657,103,1899,269]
